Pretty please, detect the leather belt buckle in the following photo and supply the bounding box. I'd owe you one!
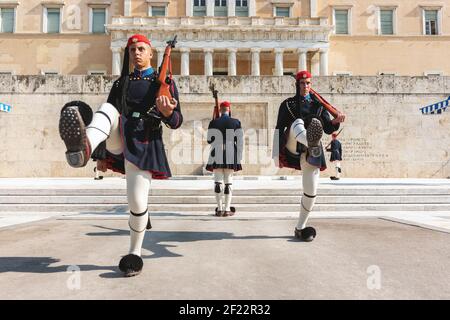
[132,112,140,118]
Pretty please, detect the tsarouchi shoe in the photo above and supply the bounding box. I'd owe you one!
[119,254,143,277]
[59,106,91,168]
[306,118,323,158]
[294,226,317,242]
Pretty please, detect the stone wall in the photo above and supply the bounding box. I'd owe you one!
[0,75,449,178]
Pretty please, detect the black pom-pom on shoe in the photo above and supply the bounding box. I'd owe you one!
[294,227,317,242]
[215,207,223,216]
[118,254,143,277]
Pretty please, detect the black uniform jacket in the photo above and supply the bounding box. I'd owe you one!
[94,71,183,179]
[274,94,339,171]
[327,139,342,162]
[205,114,243,172]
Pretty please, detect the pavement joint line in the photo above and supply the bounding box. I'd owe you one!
[2,211,450,233]
[380,216,450,234]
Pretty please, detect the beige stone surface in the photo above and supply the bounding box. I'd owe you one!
[0,75,449,178]
[1,0,449,76]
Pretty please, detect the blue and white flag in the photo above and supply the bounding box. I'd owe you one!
[420,96,450,115]
[0,102,12,113]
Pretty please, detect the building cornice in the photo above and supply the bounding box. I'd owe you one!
[270,0,295,5]
[108,16,331,30]
[146,0,170,3]
[0,1,20,7]
[108,16,333,50]
[87,1,112,5]
[41,1,65,6]
[330,35,450,40]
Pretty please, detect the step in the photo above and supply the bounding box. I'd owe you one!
[1,195,449,205]
[1,187,449,196]
[1,203,449,213]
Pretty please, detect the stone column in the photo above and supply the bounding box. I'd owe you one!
[111,47,122,76]
[249,0,256,16]
[311,51,320,76]
[298,48,308,72]
[157,47,165,68]
[204,48,213,76]
[186,0,193,16]
[228,48,237,76]
[274,48,284,76]
[124,0,131,16]
[251,48,260,76]
[319,48,329,76]
[180,48,190,76]
[310,0,317,18]
[206,0,214,16]
[228,0,236,16]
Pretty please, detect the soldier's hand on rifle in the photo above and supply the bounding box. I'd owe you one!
[156,95,177,118]
[331,112,346,125]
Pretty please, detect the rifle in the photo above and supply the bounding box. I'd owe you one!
[310,88,341,119]
[325,127,344,150]
[156,35,177,99]
[209,83,220,120]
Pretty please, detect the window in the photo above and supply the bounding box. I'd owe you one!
[147,2,169,17]
[334,9,349,34]
[45,8,61,33]
[424,10,438,35]
[380,9,394,35]
[235,0,248,17]
[151,6,166,16]
[91,8,106,33]
[275,7,290,17]
[193,0,206,17]
[214,0,227,17]
[0,8,14,33]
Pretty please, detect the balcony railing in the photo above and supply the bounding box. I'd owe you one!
[108,16,329,30]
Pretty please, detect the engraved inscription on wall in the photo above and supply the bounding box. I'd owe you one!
[339,137,389,161]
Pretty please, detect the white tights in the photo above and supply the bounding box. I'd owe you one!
[86,103,149,257]
[286,118,308,155]
[213,169,234,211]
[296,153,320,230]
[125,160,151,256]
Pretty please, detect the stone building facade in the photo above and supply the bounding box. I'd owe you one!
[0,0,449,76]
[0,75,449,178]
[0,1,448,178]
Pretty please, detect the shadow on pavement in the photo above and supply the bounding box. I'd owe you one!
[75,211,209,218]
[0,225,294,279]
[86,225,292,260]
[0,256,117,277]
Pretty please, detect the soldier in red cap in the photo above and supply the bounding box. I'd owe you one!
[274,70,345,241]
[206,101,243,217]
[58,34,183,277]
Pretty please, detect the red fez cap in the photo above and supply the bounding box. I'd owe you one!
[220,101,231,108]
[296,70,312,81]
[127,34,151,47]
